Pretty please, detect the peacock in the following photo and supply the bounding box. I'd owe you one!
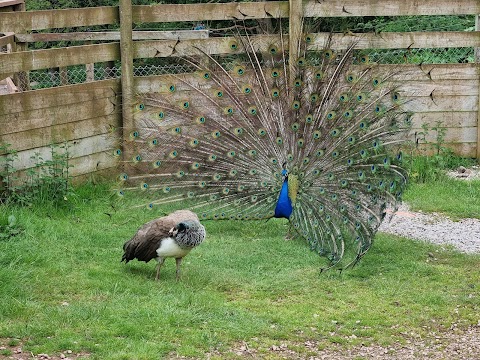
[117,21,411,270]
[122,210,206,280]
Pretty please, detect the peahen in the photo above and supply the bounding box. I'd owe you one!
[122,210,206,280]
[118,22,411,269]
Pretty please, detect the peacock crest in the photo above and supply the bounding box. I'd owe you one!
[117,22,411,269]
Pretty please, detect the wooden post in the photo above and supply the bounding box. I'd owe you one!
[119,0,134,156]
[476,15,480,162]
[288,0,303,86]
[11,1,30,91]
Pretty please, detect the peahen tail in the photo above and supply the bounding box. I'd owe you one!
[117,23,411,269]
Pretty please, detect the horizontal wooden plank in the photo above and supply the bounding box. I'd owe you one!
[412,143,477,158]
[132,2,289,23]
[134,31,480,59]
[69,151,118,178]
[132,0,480,23]
[0,6,118,33]
[0,97,118,135]
[134,36,244,58]
[388,63,479,81]
[132,64,480,93]
[399,79,479,97]
[408,127,477,144]
[9,133,117,171]
[0,114,120,153]
[6,149,119,179]
[313,31,480,50]
[0,78,120,116]
[15,29,209,43]
[411,112,478,129]
[0,43,120,80]
[0,1,478,33]
[404,95,478,112]
[304,0,480,17]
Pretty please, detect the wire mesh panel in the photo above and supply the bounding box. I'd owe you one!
[7,9,478,90]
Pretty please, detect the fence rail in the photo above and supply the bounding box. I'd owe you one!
[0,0,479,181]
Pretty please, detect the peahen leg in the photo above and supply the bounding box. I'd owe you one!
[175,257,183,282]
[155,257,165,281]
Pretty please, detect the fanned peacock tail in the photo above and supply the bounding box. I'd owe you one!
[117,23,412,269]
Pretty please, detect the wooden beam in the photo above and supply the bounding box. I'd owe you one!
[308,31,480,51]
[0,78,119,116]
[1,114,120,153]
[0,98,117,135]
[288,0,303,85]
[0,6,119,32]
[476,14,480,162]
[0,43,120,80]
[131,0,480,23]
[304,0,480,17]
[14,30,209,43]
[119,0,134,164]
[133,31,480,59]
[132,2,289,23]
[0,1,479,33]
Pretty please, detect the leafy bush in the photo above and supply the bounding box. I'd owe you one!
[404,121,477,183]
[0,143,74,208]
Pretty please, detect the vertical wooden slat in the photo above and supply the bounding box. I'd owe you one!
[476,15,480,162]
[119,0,134,160]
[288,0,303,86]
[12,1,30,91]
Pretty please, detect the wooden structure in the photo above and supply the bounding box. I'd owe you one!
[0,0,479,181]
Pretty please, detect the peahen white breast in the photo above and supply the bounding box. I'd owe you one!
[117,21,411,270]
[122,210,206,280]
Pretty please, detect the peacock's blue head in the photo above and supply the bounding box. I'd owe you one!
[281,169,288,176]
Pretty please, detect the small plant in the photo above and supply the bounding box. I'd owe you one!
[405,120,475,183]
[0,142,74,208]
[0,213,22,240]
[0,143,19,201]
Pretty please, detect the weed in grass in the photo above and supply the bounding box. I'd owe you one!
[0,212,22,240]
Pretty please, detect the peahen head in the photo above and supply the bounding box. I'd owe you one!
[170,220,206,248]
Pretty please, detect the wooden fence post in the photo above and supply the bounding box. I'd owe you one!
[11,1,30,91]
[119,0,134,160]
[288,0,303,86]
[476,15,480,162]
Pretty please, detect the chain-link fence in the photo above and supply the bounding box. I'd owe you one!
[11,15,478,91]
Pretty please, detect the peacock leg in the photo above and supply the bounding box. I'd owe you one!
[175,257,183,282]
[155,257,165,281]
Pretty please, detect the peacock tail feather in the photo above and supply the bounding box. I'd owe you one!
[117,23,411,269]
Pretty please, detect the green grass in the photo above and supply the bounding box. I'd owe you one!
[0,182,479,359]
[404,177,480,219]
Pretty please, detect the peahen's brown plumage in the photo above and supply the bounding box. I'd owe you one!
[122,210,206,280]
[117,21,412,270]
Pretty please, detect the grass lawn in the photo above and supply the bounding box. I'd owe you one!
[0,181,479,359]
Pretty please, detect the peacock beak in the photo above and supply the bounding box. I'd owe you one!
[168,227,177,237]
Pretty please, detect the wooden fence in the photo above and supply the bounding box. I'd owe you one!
[0,0,479,182]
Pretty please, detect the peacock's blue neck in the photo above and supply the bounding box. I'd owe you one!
[274,178,293,219]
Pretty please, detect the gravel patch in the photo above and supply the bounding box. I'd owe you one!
[379,204,480,254]
[378,166,480,253]
[220,324,480,359]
